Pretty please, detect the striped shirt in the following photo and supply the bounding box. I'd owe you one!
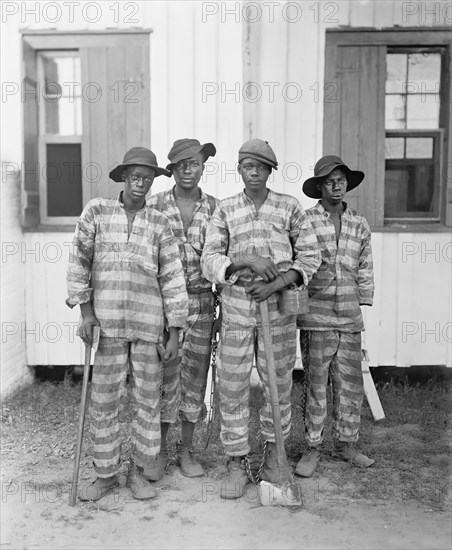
[147,187,217,293]
[297,201,374,332]
[201,189,320,288]
[66,193,189,342]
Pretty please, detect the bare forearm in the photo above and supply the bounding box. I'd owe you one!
[80,301,95,318]
[272,269,302,291]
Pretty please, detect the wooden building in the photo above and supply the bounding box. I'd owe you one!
[1,0,451,397]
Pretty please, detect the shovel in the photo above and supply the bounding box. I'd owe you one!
[258,299,302,507]
[69,325,100,506]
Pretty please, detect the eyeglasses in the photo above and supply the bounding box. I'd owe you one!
[128,174,153,186]
[323,178,347,187]
[174,160,201,171]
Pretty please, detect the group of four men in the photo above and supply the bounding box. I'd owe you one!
[66,137,374,502]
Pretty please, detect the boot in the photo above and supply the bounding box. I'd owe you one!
[220,457,249,500]
[295,447,321,478]
[176,441,205,478]
[126,461,157,500]
[78,475,119,502]
[259,442,282,484]
[332,440,374,468]
[143,451,169,481]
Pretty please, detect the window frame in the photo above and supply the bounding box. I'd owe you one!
[37,50,82,225]
[385,129,443,222]
[324,28,451,230]
[21,29,152,231]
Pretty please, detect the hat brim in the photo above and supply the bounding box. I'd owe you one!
[166,143,216,171]
[302,166,364,198]
[238,153,277,170]
[109,163,170,182]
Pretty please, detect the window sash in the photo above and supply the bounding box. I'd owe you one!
[384,129,443,222]
[324,29,451,228]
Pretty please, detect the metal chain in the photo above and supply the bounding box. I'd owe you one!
[300,330,310,423]
[244,440,268,485]
[204,337,218,449]
[204,290,220,449]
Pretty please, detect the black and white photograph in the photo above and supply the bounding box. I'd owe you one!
[1,1,451,548]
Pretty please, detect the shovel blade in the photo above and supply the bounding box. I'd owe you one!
[259,480,302,507]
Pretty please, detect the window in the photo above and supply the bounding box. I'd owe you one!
[324,30,451,228]
[385,130,442,220]
[38,52,83,222]
[384,49,444,222]
[22,31,151,229]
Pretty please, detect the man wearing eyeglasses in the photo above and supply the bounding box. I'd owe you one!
[66,147,189,501]
[147,138,218,479]
[295,155,375,479]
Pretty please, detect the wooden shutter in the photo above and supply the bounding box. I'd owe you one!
[324,44,386,227]
[22,39,39,228]
[80,41,150,201]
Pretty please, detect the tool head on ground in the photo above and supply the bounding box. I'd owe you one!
[259,480,302,507]
[258,299,302,507]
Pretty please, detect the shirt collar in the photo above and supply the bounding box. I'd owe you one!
[170,185,206,205]
[117,191,146,212]
[315,200,348,216]
[242,187,271,204]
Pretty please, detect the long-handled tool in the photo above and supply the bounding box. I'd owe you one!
[258,300,302,507]
[69,325,100,506]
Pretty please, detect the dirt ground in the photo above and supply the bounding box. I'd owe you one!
[2,441,451,549]
[0,463,450,550]
[1,379,451,550]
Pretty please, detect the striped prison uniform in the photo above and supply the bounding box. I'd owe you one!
[147,187,218,424]
[201,189,320,456]
[297,200,374,445]
[67,193,188,477]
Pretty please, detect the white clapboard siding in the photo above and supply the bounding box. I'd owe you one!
[1,168,33,398]
[363,233,451,367]
[24,234,84,366]
[2,1,451,376]
[23,231,451,368]
[148,1,244,199]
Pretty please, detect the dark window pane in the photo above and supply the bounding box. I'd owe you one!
[46,144,82,217]
[385,162,438,218]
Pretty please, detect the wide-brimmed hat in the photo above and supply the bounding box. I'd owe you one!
[238,138,278,170]
[166,138,216,171]
[302,155,364,199]
[109,147,170,182]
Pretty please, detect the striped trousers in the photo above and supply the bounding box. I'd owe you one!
[302,330,363,446]
[161,291,215,424]
[90,338,162,477]
[219,287,297,456]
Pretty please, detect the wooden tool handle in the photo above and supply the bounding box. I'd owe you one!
[259,300,291,483]
[69,326,99,506]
